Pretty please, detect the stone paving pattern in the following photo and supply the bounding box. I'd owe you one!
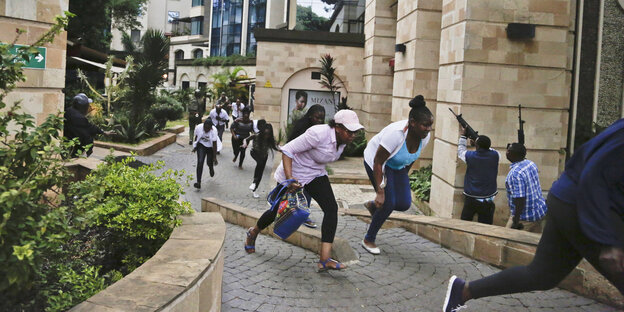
[116,131,619,312]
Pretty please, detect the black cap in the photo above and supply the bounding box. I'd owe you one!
[72,93,92,108]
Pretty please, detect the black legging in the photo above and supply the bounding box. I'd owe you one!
[470,193,624,299]
[250,149,268,191]
[232,134,249,166]
[257,175,338,243]
[196,144,214,181]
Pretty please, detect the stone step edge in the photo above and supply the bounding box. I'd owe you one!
[342,206,623,308]
[94,132,177,156]
[201,197,358,264]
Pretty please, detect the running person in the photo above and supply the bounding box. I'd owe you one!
[360,95,433,255]
[244,110,364,271]
[230,108,254,168]
[243,120,279,198]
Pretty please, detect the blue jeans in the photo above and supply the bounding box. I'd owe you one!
[364,161,412,243]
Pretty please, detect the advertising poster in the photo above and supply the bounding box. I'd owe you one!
[287,89,340,123]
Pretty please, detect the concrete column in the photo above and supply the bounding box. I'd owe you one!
[362,0,397,136]
[392,0,442,167]
[429,0,575,225]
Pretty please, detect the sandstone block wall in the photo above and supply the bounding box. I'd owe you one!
[392,0,443,167]
[361,0,396,136]
[254,41,364,129]
[430,0,575,224]
[1,0,69,126]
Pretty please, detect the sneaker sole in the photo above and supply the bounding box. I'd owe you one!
[442,275,457,312]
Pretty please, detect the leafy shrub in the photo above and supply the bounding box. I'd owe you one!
[409,165,432,202]
[192,54,256,67]
[68,156,192,270]
[150,96,184,128]
[45,265,121,312]
[343,130,367,157]
[0,13,76,307]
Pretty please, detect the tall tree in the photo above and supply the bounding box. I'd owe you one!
[68,0,148,51]
[294,5,330,32]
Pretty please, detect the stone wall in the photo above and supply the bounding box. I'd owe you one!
[253,39,364,129]
[429,0,575,224]
[361,0,396,137]
[392,0,442,167]
[71,212,226,312]
[0,0,69,126]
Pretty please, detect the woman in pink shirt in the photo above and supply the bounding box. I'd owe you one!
[244,110,364,271]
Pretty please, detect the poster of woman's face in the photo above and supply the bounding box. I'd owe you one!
[288,89,338,121]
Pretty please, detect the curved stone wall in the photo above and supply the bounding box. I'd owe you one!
[70,212,225,312]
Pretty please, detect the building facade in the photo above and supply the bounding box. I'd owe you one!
[251,0,624,225]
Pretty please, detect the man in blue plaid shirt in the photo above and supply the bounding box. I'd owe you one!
[504,143,547,232]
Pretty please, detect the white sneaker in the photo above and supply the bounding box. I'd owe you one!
[249,183,256,190]
[252,191,260,198]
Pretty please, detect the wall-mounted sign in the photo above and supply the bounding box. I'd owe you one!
[7,44,46,69]
[287,89,340,122]
[264,80,272,88]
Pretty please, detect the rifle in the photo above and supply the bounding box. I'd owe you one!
[449,108,479,141]
[517,105,525,145]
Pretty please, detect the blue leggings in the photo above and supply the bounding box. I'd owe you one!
[364,161,412,243]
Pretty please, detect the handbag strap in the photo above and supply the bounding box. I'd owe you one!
[267,179,296,211]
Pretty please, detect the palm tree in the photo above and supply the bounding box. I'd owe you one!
[210,66,249,103]
[318,54,342,112]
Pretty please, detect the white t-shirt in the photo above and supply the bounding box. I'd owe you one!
[193,124,222,151]
[231,102,245,118]
[363,120,431,181]
[209,108,229,126]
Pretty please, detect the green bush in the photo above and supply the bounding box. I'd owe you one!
[150,96,184,128]
[192,54,256,67]
[68,156,192,270]
[45,265,121,312]
[0,13,76,306]
[409,164,432,202]
[343,130,367,157]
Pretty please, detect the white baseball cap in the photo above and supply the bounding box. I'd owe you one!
[334,109,364,131]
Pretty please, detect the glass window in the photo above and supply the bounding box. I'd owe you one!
[192,0,204,7]
[131,29,141,43]
[193,49,203,58]
[174,50,185,59]
[246,0,266,55]
[198,82,207,89]
[210,0,243,56]
[182,81,190,89]
[191,17,203,35]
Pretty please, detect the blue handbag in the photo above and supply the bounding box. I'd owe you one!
[267,179,310,240]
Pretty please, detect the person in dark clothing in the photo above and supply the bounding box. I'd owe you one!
[286,104,326,228]
[287,104,326,143]
[243,120,279,198]
[230,108,254,168]
[458,130,499,224]
[63,93,107,157]
[188,89,205,145]
[443,118,624,312]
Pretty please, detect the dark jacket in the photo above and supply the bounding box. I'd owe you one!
[550,118,624,247]
[64,107,103,155]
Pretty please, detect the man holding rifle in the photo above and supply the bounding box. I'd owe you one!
[451,108,500,225]
[457,126,499,224]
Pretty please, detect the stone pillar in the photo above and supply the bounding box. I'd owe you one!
[392,0,442,167]
[430,0,574,224]
[362,0,397,137]
[1,0,69,126]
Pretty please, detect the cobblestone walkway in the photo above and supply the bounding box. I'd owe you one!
[133,132,619,312]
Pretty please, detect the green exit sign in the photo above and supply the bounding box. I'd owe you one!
[8,44,47,69]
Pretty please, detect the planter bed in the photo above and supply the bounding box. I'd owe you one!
[94,132,177,156]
